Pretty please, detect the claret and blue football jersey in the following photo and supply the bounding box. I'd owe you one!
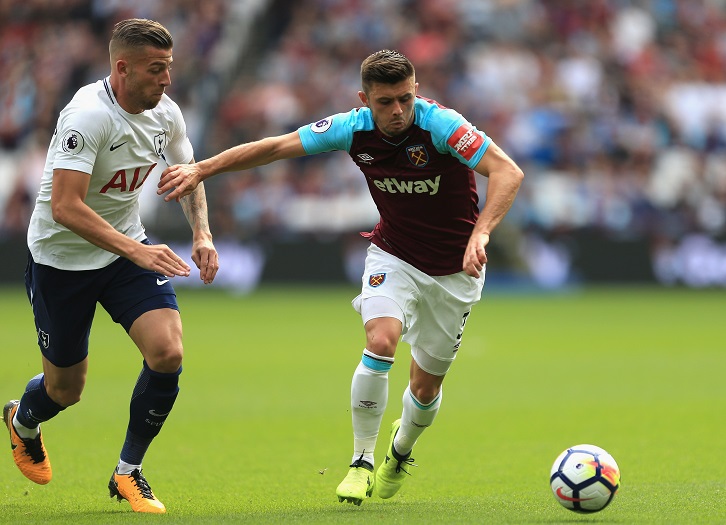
[298,96,491,276]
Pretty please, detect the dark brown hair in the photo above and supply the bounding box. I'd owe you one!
[361,50,415,93]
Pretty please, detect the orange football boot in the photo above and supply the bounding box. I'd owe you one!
[3,400,52,484]
[109,467,166,514]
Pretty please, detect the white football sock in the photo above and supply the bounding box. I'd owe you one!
[12,413,39,439]
[350,349,394,467]
[394,384,442,456]
[116,460,141,475]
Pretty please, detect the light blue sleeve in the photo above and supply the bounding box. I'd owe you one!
[297,108,373,154]
[417,99,491,168]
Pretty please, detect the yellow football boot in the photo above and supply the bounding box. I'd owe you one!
[336,455,375,506]
[376,419,417,499]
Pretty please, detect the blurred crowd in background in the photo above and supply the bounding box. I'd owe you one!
[2,0,726,287]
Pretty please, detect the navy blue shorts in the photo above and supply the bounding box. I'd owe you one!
[25,241,179,368]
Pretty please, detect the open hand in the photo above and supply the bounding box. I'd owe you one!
[158,164,201,202]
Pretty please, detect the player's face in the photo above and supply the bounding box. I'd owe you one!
[359,77,418,137]
[123,46,173,112]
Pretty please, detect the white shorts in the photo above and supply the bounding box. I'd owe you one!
[352,244,485,376]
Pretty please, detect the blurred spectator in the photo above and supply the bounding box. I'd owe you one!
[204,0,726,242]
[4,0,726,287]
[0,0,234,236]
[210,0,726,286]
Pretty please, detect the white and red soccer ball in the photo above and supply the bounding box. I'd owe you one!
[550,444,621,513]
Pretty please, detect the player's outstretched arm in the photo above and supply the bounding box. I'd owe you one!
[177,160,219,284]
[158,131,307,202]
[463,142,524,278]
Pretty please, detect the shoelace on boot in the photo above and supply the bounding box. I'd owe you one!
[129,470,155,499]
[350,453,374,471]
[394,455,417,475]
[20,435,46,464]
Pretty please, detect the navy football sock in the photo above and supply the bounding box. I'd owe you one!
[16,373,65,429]
[120,361,180,465]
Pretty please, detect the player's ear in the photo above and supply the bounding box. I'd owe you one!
[115,59,129,77]
[358,90,368,107]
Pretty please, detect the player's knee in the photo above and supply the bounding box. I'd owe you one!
[365,332,398,357]
[140,327,183,372]
[145,346,183,373]
[45,383,83,408]
[409,381,440,405]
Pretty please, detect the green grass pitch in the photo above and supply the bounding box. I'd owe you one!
[0,284,724,523]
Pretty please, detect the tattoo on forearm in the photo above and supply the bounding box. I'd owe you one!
[180,182,210,233]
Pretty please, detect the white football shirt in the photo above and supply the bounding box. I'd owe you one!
[27,77,193,270]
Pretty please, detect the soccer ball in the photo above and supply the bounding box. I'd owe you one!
[549,444,620,513]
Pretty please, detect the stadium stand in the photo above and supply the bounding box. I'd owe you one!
[2,0,726,287]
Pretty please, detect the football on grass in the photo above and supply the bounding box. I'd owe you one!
[549,444,620,513]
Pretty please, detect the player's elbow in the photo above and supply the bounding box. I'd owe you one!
[502,164,524,195]
[510,164,525,186]
[266,132,305,162]
[50,201,65,224]
[50,199,76,226]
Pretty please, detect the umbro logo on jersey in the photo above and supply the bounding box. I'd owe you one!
[157,278,170,285]
[110,141,127,151]
[357,153,374,164]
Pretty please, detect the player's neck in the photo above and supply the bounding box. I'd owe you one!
[109,76,144,115]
